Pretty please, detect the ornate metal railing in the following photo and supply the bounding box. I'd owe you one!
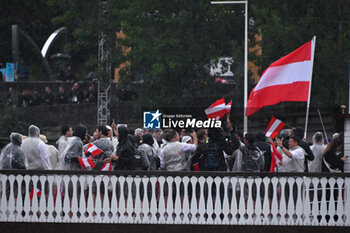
[0,170,349,226]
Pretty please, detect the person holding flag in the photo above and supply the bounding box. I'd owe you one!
[88,125,114,170]
[57,125,88,170]
[276,136,305,172]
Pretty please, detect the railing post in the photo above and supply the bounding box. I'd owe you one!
[1,170,350,227]
[345,177,350,226]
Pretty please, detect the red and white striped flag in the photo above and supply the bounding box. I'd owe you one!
[265,117,286,139]
[84,143,103,157]
[205,98,226,120]
[226,100,232,114]
[78,157,96,170]
[246,38,315,116]
[100,162,112,177]
[101,162,112,171]
[30,187,42,202]
[270,141,283,172]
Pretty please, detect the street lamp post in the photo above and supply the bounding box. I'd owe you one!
[211,1,248,134]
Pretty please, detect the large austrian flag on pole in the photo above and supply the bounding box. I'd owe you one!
[205,98,226,120]
[246,39,315,116]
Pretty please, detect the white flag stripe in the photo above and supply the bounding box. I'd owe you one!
[101,163,111,171]
[254,61,312,91]
[266,119,282,137]
[88,144,99,152]
[81,159,90,168]
[204,103,226,115]
[80,158,94,168]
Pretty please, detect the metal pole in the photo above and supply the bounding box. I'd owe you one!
[243,2,248,134]
[211,1,248,134]
[317,108,329,144]
[304,36,316,139]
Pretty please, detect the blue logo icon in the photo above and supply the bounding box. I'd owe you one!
[143,110,161,129]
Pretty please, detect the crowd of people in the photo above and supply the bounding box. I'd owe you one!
[6,82,97,108]
[0,120,346,173]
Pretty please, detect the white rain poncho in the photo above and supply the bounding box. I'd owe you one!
[57,125,87,170]
[57,136,84,170]
[309,132,326,172]
[21,125,51,170]
[0,133,26,169]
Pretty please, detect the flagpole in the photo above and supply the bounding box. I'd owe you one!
[243,1,248,135]
[211,1,248,134]
[304,36,316,139]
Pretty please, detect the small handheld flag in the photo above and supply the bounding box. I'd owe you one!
[265,117,286,139]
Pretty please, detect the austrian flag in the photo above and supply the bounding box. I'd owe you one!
[246,37,315,116]
[78,157,96,170]
[205,98,226,120]
[84,143,102,157]
[270,141,283,172]
[265,117,286,139]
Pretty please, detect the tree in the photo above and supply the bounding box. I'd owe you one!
[250,0,350,108]
[49,0,247,107]
[0,108,28,138]
[112,0,247,108]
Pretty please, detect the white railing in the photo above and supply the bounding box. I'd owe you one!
[0,170,349,226]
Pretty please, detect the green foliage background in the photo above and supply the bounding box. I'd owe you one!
[0,0,350,108]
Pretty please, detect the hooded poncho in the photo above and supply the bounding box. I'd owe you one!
[21,125,51,170]
[0,133,27,169]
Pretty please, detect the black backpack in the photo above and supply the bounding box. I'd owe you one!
[199,142,226,171]
[133,149,145,170]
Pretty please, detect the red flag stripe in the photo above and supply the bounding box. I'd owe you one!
[270,141,283,172]
[101,162,112,171]
[205,98,226,120]
[29,187,42,201]
[268,41,311,68]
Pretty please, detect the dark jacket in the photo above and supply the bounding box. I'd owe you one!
[254,141,271,171]
[192,128,233,171]
[299,140,314,172]
[43,92,55,105]
[322,150,344,172]
[114,126,136,170]
[240,145,264,172]
[57,91,68,104]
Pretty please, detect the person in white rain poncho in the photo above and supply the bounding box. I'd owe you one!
[56,125,73,158]
[0,133,26,169]
[309,132,326,172]
[21,125,51,170]
[58,125,87,170]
